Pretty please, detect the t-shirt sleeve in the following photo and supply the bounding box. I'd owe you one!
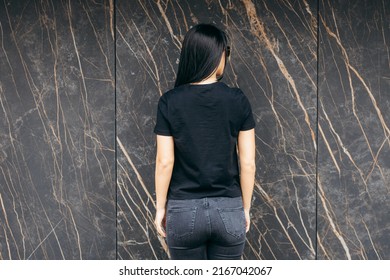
[239,92,256,131]
[154,95,172,136]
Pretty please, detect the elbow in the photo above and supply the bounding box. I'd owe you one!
[240,160,256,173]
[156,156,174,170]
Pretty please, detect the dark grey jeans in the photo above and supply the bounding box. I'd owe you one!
[166,196,246,260]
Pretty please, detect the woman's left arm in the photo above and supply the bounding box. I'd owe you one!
[154,135,175,237]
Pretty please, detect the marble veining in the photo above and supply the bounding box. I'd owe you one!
[0,0,389,260]
[117,0,318,260]
[0,0,115,259]
[318,0,390,259]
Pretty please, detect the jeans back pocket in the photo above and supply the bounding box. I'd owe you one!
[217,207,246,239]
[167,207,197,239]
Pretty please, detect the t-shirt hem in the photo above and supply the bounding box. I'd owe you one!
[240,123,256,131]
[153,129,172,136]
[168,192,242,200]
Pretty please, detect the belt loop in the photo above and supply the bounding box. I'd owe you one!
[203,197,209,208]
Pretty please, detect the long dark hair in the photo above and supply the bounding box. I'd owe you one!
[174,24,229,87]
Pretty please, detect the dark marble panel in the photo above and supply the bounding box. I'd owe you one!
[0,0,115,259]
[117,0,317,259]
[318,0,390,259]
[2,0,386,261]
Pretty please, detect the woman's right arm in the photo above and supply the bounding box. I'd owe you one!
[238,128,256,232]
[155,135,175,237]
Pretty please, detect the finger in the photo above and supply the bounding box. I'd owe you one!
[245,219,250,233]
[155,221,166,237]
[158,225,166,237]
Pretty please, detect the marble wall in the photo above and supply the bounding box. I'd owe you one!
[0,0,115,259]
[1,0,389,260]
[318,0,390,259]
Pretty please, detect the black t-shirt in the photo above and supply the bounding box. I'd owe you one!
[154,82,256,200]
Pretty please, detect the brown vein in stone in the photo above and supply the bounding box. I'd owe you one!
[1,0,114,259]
[67,205,82,259]
[255,181,302,259]
[302,0,317,39]
[317,234,330,259]
[117,172,160,259]
[156,0,181,50]
[290,173,315,254]
[347,218,368,259]
[0,21,14,79]
[365,136,389,187]
[321,11,390,181]
[266,1,317,83]
[117,137,169,258]
[83,2,114,88]
[381,0,390,69]
[3,3,69,260]
[117,137,155,206]
[117,164,161,258]
[242,0,317,151]
[117,9,162,95]
[26,218,63,260]
[68,0,89,115]
[136,0,158,30]
[320,101,367,187]
[362,218,381,259]
[317,179,351,259]
[109,0,114,40]
[0,193,13,259]
[41,1,63,194]
[0,166,26,259]
[318,123,340,174]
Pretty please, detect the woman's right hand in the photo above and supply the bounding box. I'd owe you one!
[155,208,167,237]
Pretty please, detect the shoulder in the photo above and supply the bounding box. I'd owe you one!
[218,82,242,93]
[160,85,186,101]
[161,87,175,99]
[221,84,253,115]
[217,83,247,102]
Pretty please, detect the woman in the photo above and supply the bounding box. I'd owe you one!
[154,23,256,260]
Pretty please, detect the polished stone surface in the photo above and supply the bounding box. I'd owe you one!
[0,0,389,260]
[0,0,115,259]
[116,0,318,260]
[318,0,390,259]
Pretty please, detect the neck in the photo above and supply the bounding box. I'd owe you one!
[191,73,218,85]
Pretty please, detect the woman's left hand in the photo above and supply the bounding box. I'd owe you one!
[244,209,250,233]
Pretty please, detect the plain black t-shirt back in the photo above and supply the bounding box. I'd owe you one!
[154,82,256,200]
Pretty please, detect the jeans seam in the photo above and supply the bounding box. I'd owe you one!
[206,209,211,237]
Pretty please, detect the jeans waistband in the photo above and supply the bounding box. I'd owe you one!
[167,196,243,209]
